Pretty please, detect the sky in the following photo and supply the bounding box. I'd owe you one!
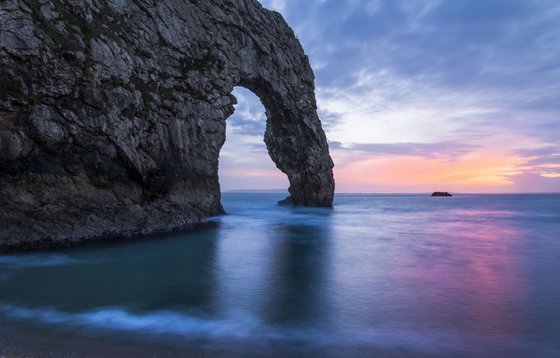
[219,0,560,193]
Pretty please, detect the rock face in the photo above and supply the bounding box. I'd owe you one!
[0,0,335,251]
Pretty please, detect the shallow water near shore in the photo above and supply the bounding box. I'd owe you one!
[1,193,559,357]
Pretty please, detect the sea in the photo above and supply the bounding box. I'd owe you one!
[0,193,559,357]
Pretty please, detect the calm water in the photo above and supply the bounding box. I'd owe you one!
[0,194,559,357]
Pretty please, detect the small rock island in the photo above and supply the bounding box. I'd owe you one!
[431,192,453,197]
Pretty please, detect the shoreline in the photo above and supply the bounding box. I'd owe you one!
[0,221,219,254]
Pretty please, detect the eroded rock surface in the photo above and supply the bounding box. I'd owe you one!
[0,0,334,251]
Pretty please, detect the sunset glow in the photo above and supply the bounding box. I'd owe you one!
[219,0,560,193]
[332,152,526,193]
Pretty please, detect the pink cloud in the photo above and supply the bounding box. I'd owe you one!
[511,173,560,193]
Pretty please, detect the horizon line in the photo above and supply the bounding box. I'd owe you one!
[223,189,560,195]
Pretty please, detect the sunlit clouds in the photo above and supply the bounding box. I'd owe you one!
[332,150,526,193]
[219,0,560,193]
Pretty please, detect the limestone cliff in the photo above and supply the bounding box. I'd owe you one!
[0,0,335,251]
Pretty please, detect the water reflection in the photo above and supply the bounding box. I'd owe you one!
[0,194,559,357]
[410,211,528,338]
[0,230,220,314]
[141,231,219,313]
[263,222,332,326]
[425,222,531,356]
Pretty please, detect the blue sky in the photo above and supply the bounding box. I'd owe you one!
[219,0,560,193]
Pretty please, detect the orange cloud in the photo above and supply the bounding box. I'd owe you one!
[333,150,527,193]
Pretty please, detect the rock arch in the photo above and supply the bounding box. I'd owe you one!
[0,0,334,250]
[226,79,334,206]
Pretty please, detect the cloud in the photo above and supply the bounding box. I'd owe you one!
[219,87,288,190]
[333,141,478,161]
[295,0,560,89]
[513,146,560,177]
[516,146,560,159]
[264,0,560,135]
[228,0,560,192]
[262,0,287,13]
[226,87,267,137]
[331,151,525,193]
[511,173,560,193]
[316,108,345,130]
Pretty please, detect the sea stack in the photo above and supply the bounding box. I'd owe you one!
[0,0,335,251]
[431,192,453,197]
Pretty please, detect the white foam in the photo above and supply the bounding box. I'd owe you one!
[0,303,477,352]
[0,254,80,268]
[0,304,324,342]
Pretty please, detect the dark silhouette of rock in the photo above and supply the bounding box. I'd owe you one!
[0,0,335,251]
[278,196,293,206]
[431,192,453,197]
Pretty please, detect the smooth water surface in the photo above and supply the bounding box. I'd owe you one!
[1,194,559,357]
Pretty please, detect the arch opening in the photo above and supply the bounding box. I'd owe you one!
[218,87,289,194]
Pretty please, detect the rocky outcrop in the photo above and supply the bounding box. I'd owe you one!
[431,192,452,197]
[0,0,334,251]
[277,195,292,206]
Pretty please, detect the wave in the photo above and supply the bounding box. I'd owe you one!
[0,304,481,352]
[0,254,81,268]
[0,304,329,343]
